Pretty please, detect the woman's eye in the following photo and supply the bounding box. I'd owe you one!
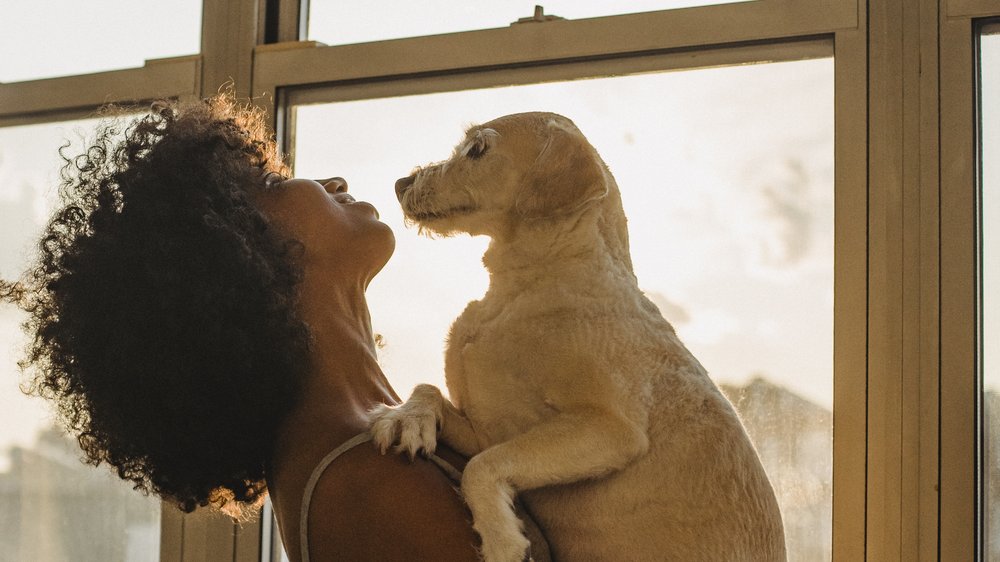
[264,172,287,190]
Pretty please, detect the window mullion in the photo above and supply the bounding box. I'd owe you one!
[831,18,869,562]
[939,8,978,562]
[200,0,260,100]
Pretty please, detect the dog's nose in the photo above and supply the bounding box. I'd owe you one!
[394,175,416,201]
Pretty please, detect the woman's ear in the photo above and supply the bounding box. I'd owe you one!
[515,119,608,219]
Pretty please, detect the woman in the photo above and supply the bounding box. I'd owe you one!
[0,96,547,561]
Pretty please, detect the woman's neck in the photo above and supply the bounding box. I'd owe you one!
[269,275,399,506]
[300,273,399,418]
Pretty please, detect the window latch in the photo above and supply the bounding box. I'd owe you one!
[511,5,565,25]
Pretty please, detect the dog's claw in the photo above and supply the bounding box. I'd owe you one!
[368,409,398,455]
[393,443,416,462]
[367,397,441,460]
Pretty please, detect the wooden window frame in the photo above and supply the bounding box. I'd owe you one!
[2,0,998,559]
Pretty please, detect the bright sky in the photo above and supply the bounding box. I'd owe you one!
[984,30,1000,393]
[307,0,747,46]
[0,0,201,82]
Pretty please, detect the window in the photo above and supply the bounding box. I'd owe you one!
[285,57,834,560]
[0,120,161,561]
[307,1,752,46]
[980,21,1000,562]
[1,0,202,82]
[2,1,999,560]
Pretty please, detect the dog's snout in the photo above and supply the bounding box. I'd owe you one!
[394,175,416,201]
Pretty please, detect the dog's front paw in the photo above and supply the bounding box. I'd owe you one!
[368,399,439,460]
[478,529,531,562]
[462,457,530,562]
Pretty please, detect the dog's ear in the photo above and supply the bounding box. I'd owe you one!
[515,119,608,218]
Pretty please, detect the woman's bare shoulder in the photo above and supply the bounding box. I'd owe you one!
[305,441,481,562]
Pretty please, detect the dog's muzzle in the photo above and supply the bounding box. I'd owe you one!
[395,175,416,202]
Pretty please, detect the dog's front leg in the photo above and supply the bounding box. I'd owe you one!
[463,409,649,562]
[369,383,482,458]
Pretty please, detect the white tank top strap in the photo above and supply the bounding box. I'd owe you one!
[299,432,373,562]
[297,431,463,562]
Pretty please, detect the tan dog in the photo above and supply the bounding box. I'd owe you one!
[370,112,786,562]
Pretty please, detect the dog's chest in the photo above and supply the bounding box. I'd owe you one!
[446,304,563,443]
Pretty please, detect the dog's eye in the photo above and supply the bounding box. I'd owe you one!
[465,138,489,159]
[460,128,499,160]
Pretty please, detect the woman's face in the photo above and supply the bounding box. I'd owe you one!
[257,177,395,285]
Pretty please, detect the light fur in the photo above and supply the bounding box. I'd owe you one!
[371,112,786,562]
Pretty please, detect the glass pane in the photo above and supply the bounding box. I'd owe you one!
[288,58,833,561]
[981,24,1000,562]
[308,1,752,46]
[1,0,201,82]
[261,500,290,562]
[0,120,161,560]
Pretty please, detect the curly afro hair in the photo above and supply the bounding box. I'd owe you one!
[1,95,312,516]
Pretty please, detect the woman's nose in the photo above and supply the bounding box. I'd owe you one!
[319,177,348,193]
[395,175,415,201]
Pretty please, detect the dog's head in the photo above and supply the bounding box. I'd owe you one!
[394,112,611,237]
